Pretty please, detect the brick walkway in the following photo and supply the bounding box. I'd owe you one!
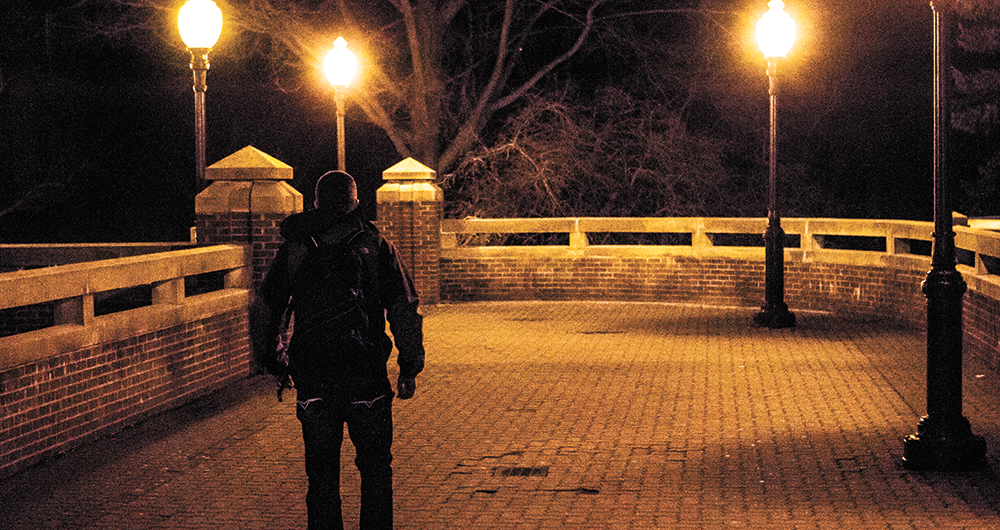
[4,302,1000,529]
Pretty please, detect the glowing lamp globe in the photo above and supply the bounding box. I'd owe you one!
[324,37,358,87]
[756,0,796,58]
[178,0,223,49]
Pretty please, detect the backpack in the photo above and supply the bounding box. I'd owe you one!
[285,227,379,372]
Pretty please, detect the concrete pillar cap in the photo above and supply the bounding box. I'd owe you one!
[383,157,436,181]
[207,146,293,181]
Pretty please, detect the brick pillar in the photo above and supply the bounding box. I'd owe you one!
[376,158,443,304]
[196,146,303,290]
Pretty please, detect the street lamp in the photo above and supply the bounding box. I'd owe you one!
[178,0,223,193]
[752,0,796,329]
[324,37,358,172]
[902,0,986,471]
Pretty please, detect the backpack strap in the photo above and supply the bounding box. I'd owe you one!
[286,228,364,284]
[286,240,311,286]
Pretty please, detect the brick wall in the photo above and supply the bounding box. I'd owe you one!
[377,200,442,304]
[966,290,1000,369]
[0,308,249,479]
[441,254,760,305]
[0,304,52,337]
[786,261,928,328]
[0,245,251,480]
[197,212,286,289]
[438,243,999,370]
[440,253,931,325]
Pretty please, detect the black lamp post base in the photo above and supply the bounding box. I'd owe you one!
[753,305,796,329]
[903,416,988,471]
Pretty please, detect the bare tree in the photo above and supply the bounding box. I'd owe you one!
[952,1,1000,216]
[60,0,728,174]
[1,0,742,231]
[4,0,953,229]
[225,0,614,173]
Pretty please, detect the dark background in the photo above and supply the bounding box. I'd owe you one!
[0,1,995,243]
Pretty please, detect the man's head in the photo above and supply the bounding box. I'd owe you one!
[314,170,359,215]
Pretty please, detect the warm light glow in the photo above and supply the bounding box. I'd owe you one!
[324,37,358,87]
[756,0,796,58]
[178,0,223,49]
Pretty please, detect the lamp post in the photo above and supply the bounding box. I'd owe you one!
[752,0,796,329]
[178,0,223,194]
[324,37,359,172]
[902,0,986,471]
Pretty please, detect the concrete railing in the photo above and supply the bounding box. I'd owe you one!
[0,244,253,479]
[441,216,999,292]
[440,216,1000,368]
[443,215,993,254]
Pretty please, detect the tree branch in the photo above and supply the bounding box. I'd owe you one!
[492,0,607,111]
[440,0,468,24]
[436,0,517,171]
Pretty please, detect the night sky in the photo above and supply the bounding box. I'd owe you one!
[0,1,993,243]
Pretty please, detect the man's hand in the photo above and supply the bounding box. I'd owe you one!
[397,376,416,399]
[276,374,294,402]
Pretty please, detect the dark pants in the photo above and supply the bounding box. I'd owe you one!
[297,392,394,530]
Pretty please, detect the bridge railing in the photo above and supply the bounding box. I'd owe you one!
[442,216,999,284]
[0,244,251,366]
[0,244,252,479]
[440,217,1000,361]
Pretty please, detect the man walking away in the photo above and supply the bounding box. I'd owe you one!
[251,170,425,530]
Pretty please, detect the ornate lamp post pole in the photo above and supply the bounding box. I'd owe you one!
[902,0,986,471]
[324,37,359,172]
[178,0,223,194]
[752,0,796,329]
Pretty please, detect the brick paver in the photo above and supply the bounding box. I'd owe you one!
[3,302,1000,529]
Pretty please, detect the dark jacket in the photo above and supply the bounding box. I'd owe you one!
[251,208,425,398]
